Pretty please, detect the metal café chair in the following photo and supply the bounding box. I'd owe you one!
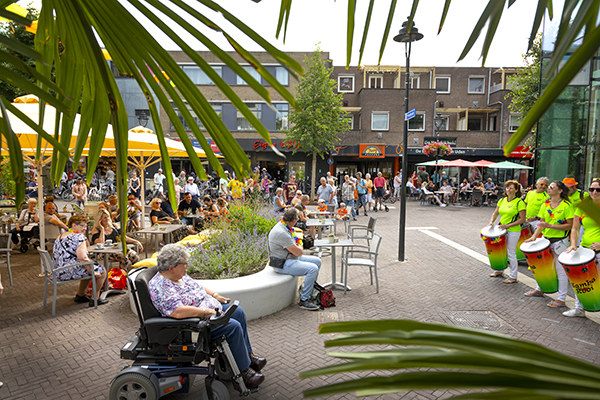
[0,232,13,286]
[39,249,98,317]
[342,233,382,294]
[348,216,377,246]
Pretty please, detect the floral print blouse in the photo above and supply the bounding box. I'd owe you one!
[148,273,222,317]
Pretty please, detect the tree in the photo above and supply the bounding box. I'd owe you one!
[285,48,349,200]
[505,34,542,148]
[0,5,38,102]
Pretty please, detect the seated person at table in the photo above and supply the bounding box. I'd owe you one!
[126,194,143,231]
[158,192,174,218]
[268,208,321,311]
[150,198,173,225]
[217,197,229,217]
[406,180,422,199]
[203,196,219,219]
[459,179,470,200]
[439,181,453,203]
[10,198,40,246]
[45,201,69,232]
[91,209,142,269]
[295,195,315,237]
[53,214,107,306]
[272,188,288,214]
[44,196,67,219]
[149,244,266,389]
[422,182,446,207]
[473,181,486,206]
[484,178,499,201]
[317,199,327,214]
[336,203,349,221]
[108,195,120,220]
[177,192,202,227]
[291,190,303,207]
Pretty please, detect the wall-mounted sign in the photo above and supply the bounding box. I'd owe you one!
[423,136,457,146]
[359,144,385,158]
[252,140,300,151]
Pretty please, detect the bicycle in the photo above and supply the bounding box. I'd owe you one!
[145,183,163,205]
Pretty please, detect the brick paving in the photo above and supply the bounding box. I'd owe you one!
[1,200,600,399]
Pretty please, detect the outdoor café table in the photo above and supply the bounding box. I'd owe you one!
[88,243,133,300]
[314,238,355,291]
[136,224,182,258]
[306,218,335,239]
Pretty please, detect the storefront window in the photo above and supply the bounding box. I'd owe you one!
[288,161,305,181]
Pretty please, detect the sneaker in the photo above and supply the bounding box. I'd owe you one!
[364,212,368,216]
[440,204,447,207]
[373,208,377,212]
[299,299,320,311]
[563,308,586,318]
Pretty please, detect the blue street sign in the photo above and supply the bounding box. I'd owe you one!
[327,157,334,165]
[405,108,416,121]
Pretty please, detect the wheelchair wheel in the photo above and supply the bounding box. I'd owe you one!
[388,196,397,204]
[20,244,28,253]
[109,373,158,400]
[62,192,75,202]
[214,354,234,381]
[202,380,230,400]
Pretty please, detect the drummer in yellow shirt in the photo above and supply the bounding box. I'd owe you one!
[487,180,526,284]
[563,178,600,318]
[524,180,574,308]
[524,177,549,232]
[227,178,246,201]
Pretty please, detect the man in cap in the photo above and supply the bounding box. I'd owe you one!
[563,176,588,207]
[184,176,200,202]
[154,168,165,193]
[260,168,271,181]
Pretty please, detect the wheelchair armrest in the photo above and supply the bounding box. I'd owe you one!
[208,300,239,329]
[144,316,201,329]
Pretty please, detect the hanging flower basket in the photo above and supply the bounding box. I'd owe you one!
[423,142,453,157]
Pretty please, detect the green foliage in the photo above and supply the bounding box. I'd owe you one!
[285,47,348,159]
[0,156,16,197]
[506,34,542,146]
[0,6,38,102]
[300,319,600,399]
[186,202,277,279]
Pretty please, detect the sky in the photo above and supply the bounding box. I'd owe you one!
[21,0,548,68]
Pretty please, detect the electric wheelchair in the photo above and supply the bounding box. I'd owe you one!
[109,266,258,400]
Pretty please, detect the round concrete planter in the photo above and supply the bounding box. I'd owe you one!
[129,266,298,320]
[197,266,298,320]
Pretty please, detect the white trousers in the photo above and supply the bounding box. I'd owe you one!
[505,231,520,279]
[535,240,569,302]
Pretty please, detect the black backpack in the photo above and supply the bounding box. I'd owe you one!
[312,282,336,308]
[302,234,315,249]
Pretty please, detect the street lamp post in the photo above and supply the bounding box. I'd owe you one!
[434,112,444,184]
[394,18,423,262]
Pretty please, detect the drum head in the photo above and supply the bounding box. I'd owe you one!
[480,225,507,238]
[520,237,550,253]
[558,247,595,266]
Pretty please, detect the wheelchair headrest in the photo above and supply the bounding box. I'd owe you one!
[133,266,162,321]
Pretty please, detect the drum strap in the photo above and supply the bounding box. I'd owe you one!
[548,236,568,244]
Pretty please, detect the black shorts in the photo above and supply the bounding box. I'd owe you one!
[375,188,384,198]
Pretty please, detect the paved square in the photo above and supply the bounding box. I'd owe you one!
[1,200,599,399]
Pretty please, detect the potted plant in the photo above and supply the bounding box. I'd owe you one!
[422,142,453,157]
[154,223,160,231]
[328,233,335,243]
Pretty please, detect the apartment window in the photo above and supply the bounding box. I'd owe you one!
[236,66,261,85]
[170,103,222,130]
[468,76,485,94]
[338,75,355,93]
[275,66,289,86]
[410,75,420,89]
[369,75,383,88]
[237,103,262,130]
[181,65,222,85]
[275,103,289,130]
[408,113,425,131]
[467,116,483,131]
[346,115,354,130]
[371,112,389,131]
[435,76,451,93]
[509,114,521,132]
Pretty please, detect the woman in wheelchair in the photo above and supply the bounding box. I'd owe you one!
[53,214,107,306]
[10,198,40,246]
[149,244,266,389]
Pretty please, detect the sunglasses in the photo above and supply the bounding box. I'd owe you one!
[590,188,600,193]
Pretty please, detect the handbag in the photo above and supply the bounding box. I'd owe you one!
[310,282,336,308]
[268,257,286,269]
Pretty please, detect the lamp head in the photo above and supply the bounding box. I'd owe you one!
[393,18,424,43]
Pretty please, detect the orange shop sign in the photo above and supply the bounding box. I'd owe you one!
[359,144,385,158]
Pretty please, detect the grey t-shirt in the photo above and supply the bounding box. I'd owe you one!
[317,184,333,202]
[268,222,296,260]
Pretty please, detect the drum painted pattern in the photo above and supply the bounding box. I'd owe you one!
[520,238,558,293]
[516,223,533,260]
[559,248,600,312]
[480,226,507,270]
